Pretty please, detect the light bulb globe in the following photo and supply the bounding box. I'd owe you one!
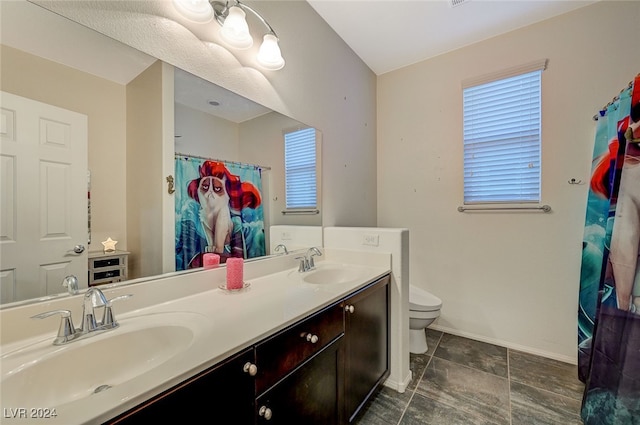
[257,34,285,70]
[219,6,253,49]
[172,0,214,23]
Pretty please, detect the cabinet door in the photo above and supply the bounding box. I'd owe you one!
[107,348,256,424]
[256,338,344,425]
[344,276,390,422]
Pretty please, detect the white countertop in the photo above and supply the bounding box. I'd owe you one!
[0,250,391,424]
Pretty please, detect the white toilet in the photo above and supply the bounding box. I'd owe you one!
[409,285,443,354]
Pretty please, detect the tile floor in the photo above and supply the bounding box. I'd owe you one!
[354,330,585,425]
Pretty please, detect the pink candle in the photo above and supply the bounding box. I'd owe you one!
[203,253,220,269]
[226,257,244,290]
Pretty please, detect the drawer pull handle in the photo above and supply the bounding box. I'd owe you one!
[243,362,258,376]
[345,305,355,313]
[259,406,273,420]
[302,332,319,344]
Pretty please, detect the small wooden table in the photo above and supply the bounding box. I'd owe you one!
[88,250,130,286]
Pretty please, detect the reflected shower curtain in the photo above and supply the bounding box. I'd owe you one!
[578,74,640,424]
[174,156,266,270]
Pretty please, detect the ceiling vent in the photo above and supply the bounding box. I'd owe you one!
[448,0,471,8]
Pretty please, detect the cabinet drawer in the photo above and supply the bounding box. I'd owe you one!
[93,268,124,281]
[255,302,344,395]
[93,257,123,268]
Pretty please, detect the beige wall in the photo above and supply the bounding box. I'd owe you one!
[377,0,640,362]
[174,102,240,161]
[126,60,169,279]
[0,45,127,255]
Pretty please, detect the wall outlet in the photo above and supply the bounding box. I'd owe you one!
[281,231,292,240]
[362,233,380,247]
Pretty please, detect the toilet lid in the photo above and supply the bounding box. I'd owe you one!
[410,285,442,312]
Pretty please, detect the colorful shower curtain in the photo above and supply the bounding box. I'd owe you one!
[174,156,266,270]
[578,74,640,424]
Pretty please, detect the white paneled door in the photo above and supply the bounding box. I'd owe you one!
[0,91,88,303]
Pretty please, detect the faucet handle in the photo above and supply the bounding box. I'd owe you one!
[31,309,77,345]
[103,294,132,328]
[107,294,133,305]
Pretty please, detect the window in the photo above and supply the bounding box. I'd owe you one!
[462,60,546,204]
[284,127,317,210]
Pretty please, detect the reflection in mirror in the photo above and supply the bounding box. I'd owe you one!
[173,67,310,269]
[0,0,319,306]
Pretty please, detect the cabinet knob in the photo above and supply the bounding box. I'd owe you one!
[243,362,258,376]
[302,332,319,344]
[345,305,355,313]
[259,406,273,420]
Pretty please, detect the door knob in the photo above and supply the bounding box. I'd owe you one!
[73,244,85,254]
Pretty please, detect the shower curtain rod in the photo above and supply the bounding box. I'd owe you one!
[175,152,271,170]
[592,75,638,121]
[457,204,552,213]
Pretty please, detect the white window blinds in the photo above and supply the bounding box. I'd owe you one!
[462,60,546,204]
[284,127,317,209]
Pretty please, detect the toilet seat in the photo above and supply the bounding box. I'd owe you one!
[410,285,442,312]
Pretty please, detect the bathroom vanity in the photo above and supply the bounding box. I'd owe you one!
[107,275,390,424]
[0,249,396,425]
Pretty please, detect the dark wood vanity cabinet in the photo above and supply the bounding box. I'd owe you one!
[255,338,344,424]
[105,274,390,425]
[253,300,346,424]
[255,302,345,395]
[344,275,390,422]
[106,347,256,424]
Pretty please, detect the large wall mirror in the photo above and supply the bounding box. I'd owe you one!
[0,0,321,306]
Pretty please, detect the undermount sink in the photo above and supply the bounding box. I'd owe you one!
[1,312,204,408]
[302,263,368,285]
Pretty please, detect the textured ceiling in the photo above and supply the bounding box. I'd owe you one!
[2,0,271,123]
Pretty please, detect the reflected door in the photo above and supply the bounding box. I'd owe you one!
[0,92,88,303]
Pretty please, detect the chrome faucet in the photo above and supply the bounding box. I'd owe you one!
[296,247,323,272]
[81,287,109,333]
[306,247,322,269]
[32,287,131,346]
[274,244,289,255]
[62,275,79,295]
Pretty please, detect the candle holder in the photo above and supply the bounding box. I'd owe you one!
[218,282,251,293]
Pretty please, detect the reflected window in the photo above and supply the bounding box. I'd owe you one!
[284,127,317,209]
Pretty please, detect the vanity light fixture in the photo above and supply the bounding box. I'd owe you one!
[172,0,215,23]
[173,0,285,70]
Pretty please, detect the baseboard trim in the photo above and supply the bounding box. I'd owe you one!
[383,369,412,393]
[430,324,577,365]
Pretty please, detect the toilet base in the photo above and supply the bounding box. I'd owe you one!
[410,328,428,354]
